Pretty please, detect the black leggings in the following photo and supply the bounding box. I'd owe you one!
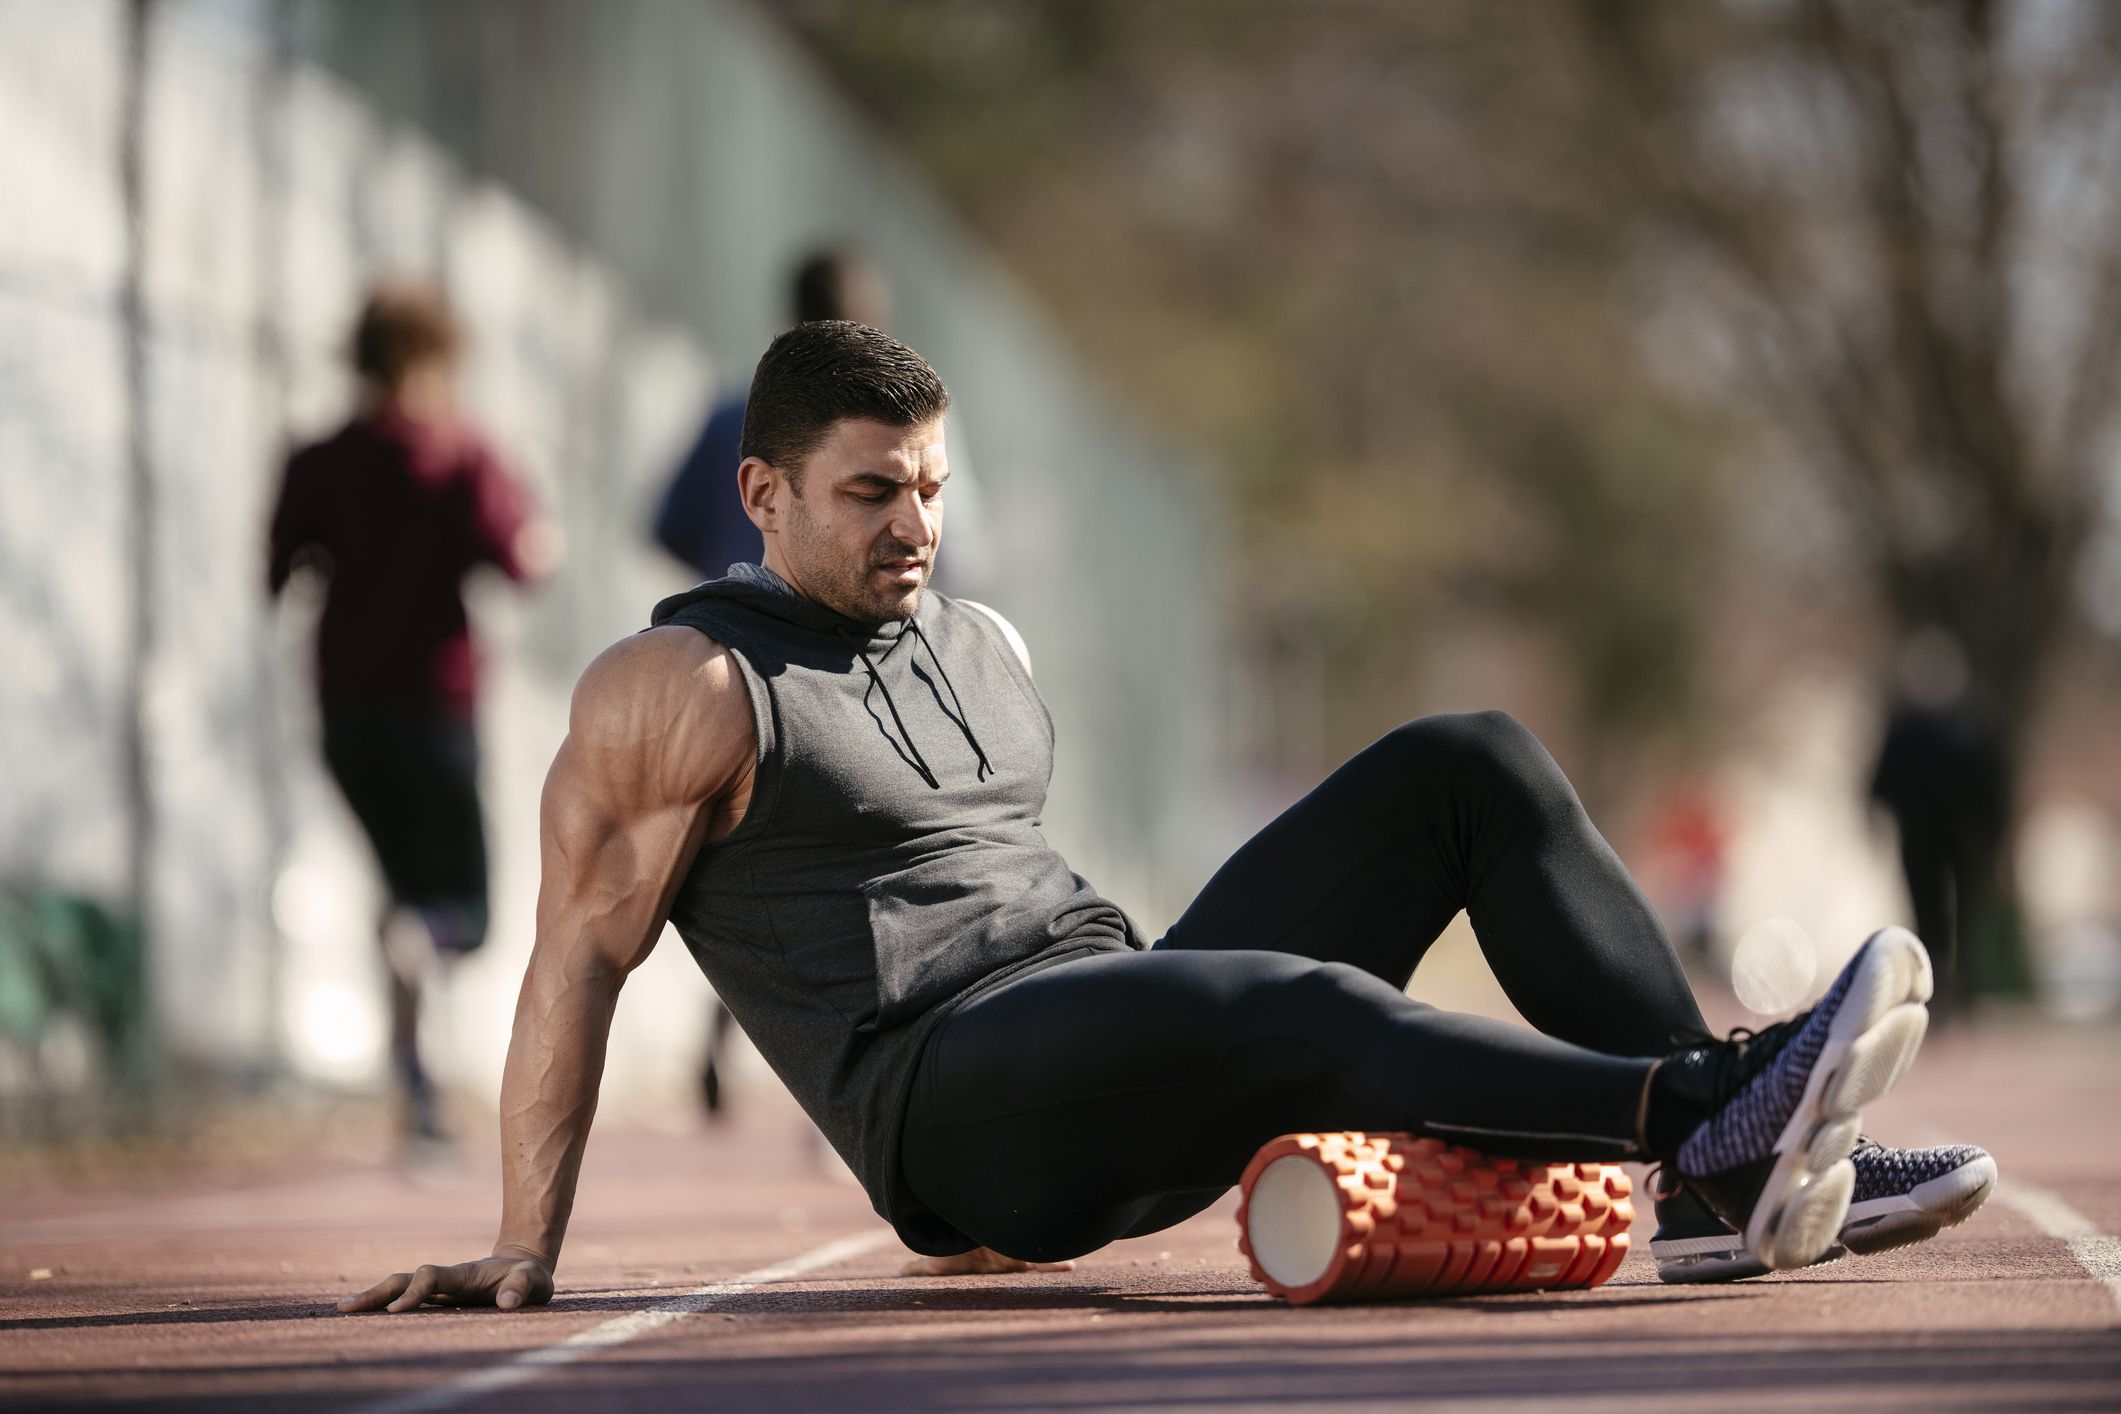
[899,711,1711,1262]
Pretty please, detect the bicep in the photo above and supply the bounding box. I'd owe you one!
[533,738,707,979]
[530,631,748,979]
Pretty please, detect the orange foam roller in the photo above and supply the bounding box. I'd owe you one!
[1236,1132,1634,1305]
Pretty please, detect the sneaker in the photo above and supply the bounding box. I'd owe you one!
[1650,1137,1996,1281]
[1843,1136,1997,1253]
[1659,927,1933,1271]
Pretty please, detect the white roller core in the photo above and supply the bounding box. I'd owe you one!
[1247,1155,1343,1288]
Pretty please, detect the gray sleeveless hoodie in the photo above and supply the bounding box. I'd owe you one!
[649,570,1140,1251]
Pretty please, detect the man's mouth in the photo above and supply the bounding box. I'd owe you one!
[875,557,927,582]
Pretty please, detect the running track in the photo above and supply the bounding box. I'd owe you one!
[5,1019,2117,1412]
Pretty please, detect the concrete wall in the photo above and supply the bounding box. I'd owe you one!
[0,0,1236,1114]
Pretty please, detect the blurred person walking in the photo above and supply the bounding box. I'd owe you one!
[268,280,556,1142]
[1869,629,2022,1021]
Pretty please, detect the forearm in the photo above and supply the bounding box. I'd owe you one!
[492,955,625,1265]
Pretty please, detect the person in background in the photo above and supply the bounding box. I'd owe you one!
[653,249,993,1120]
[268,279,558,1142]
[1868,628,2019,1021]
[1646,774,1729,966]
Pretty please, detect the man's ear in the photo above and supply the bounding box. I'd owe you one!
[737,456,780,532]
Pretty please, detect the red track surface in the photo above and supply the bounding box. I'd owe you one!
[5,1018,2118,1412]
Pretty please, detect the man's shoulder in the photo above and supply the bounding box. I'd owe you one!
[579,625,739,699]
[552,628,754,817]
[569,627,751,756]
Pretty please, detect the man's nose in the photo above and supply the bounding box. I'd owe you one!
[891,492,938,549]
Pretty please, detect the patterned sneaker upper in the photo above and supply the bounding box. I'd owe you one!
[1847,1137,1990,1203]
[1673,939,1868,1178]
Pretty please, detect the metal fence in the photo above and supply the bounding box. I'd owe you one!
[0,0,1236,1116]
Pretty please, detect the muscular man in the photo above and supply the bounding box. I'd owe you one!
[341,321,1993,1312]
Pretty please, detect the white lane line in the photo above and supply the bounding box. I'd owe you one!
[1991,1177,2121,1312]
[351,1228,897,1414]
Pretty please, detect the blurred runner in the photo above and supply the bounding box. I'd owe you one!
[1869,628,2019,1020]
[268,279,557,1142]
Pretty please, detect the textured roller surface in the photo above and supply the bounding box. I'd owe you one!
[1236,1132,1633,1305]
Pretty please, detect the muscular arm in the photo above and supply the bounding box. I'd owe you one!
[340,627,752,1312]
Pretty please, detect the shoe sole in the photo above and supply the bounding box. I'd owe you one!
[1236,1133,1633,1305]
[1840,1151,1997,1255]
[1649,1238,1828,1284]
[1742,928,1933,1271]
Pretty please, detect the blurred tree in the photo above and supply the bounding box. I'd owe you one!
[776,3,2121,999]
[776,0,1738,803]
[1577,0,2121,996]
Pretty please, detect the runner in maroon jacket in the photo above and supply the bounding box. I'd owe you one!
[269,279,556,1141]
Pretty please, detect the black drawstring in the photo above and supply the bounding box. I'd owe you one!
[847,617,996,789]
[854,638,941,790]
[908,620,994,782]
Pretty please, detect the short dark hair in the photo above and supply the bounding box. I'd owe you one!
[351,279,461,388]
[739,320,949,480]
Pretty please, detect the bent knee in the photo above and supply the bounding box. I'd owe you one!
[1375,710,1571,818]
[1382,710,1544,776]
[1388,709,1531,753]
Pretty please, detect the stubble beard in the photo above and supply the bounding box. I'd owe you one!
[783,504,928,624]
[846,566,924,625]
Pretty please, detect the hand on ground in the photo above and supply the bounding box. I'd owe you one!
[900,1246,1075,1277]
[337,1250,554,1313]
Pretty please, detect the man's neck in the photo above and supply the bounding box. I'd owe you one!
[728,561,798,598]
[741,555,911,630]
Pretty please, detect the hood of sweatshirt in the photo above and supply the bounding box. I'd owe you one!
[651,566,991,790]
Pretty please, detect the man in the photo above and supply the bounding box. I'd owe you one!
[655,250,995,1120]
[269,279,554,1141]
[341,322,1992,1312]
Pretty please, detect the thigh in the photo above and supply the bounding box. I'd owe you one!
[324,710,488,935]
[900,944,1654,1262]
[1154,718,1486,985]
[1161,714,1704,1055]
[901,948,1420,1261]
[322,710,411,893]
[377,718,484,892]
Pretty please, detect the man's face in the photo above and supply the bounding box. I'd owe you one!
[750,416,948,624]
